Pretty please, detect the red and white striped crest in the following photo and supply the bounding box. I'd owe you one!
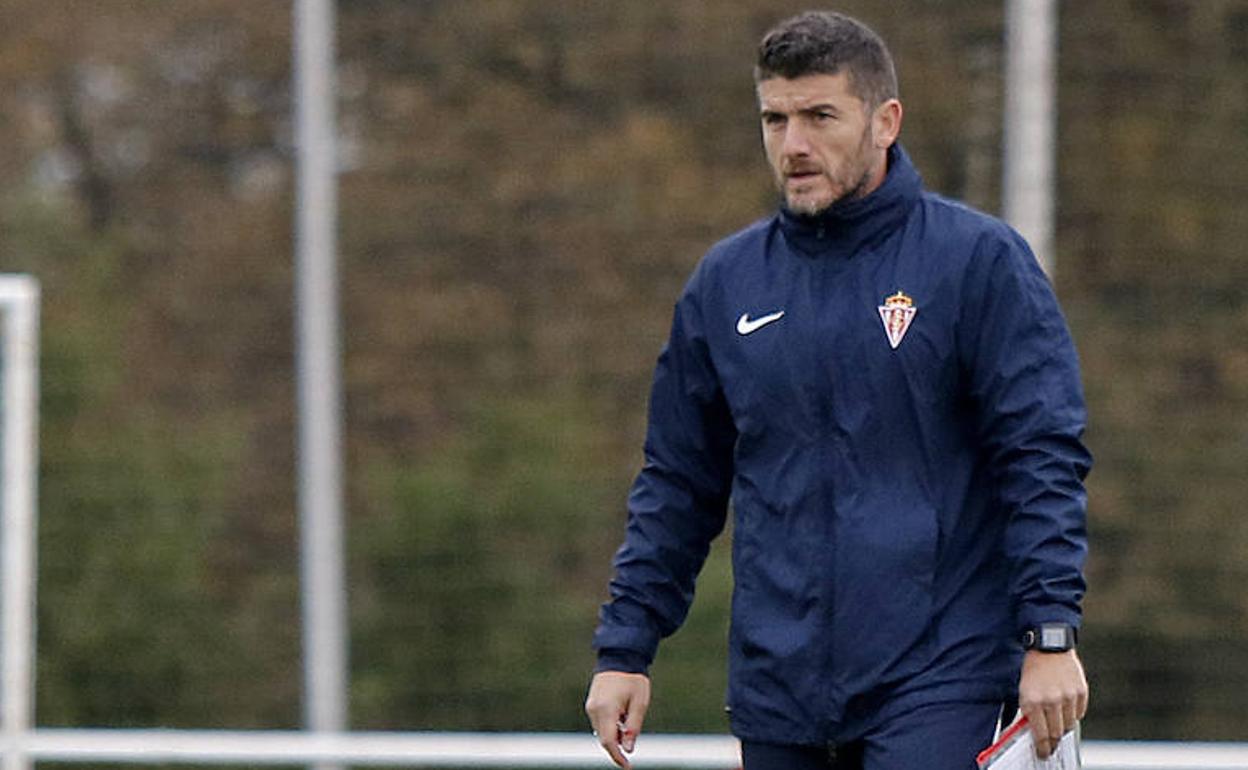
[877,290,917,350]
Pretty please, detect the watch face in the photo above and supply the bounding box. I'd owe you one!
[1041,626,1068,648]
[1024,624,1074,650]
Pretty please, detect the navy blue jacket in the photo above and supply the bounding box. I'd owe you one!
[593,145,1090,745]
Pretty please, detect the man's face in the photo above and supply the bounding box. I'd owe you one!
[757,72,896,216]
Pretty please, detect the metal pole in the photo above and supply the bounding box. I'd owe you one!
[0,276,40,770]
[1003,0,1058,276]
[293,0,347,755]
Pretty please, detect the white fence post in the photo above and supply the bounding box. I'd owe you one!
[0,276,41,770]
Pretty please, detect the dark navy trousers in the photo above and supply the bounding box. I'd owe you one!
[740,701,1003,770]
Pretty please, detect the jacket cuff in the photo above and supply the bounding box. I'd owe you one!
[594,648,651,675]
[1016,602,1082,637]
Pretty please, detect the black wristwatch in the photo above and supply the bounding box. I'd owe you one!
[1021,623,1078,652]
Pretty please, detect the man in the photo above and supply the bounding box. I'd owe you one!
[585,10,1090,770]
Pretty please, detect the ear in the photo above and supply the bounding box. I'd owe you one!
[872,98,903,148]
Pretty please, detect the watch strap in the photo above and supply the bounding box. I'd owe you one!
[1021,623,1078,652]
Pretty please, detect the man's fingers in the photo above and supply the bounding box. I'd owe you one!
[1018,649,1088,758]
[584,672,651,770]
[1033,713,1053,758]
[1046,703,1066,750]
[1028,707,1053,759]
[587,709,629,769]
[1062,698,1077,733]
[622,699,649,753]
[601,734,630,770]
[587,711,629,769]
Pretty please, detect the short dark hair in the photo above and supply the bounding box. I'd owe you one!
[754,11,899,108]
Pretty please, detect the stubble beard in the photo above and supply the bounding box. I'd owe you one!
[778,127,879,217]
[782,166,874,217]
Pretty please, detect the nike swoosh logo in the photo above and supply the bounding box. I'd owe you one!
[736,310,785,335]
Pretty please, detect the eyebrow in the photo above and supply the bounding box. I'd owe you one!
[759,103,842,118]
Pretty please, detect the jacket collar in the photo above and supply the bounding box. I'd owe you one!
[776,143,922,256]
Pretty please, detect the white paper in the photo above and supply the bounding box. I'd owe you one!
[978,718,1080,770]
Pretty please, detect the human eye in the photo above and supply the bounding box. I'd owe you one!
[761,111,787,129]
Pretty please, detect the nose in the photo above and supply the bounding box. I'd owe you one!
[782,120,812,157]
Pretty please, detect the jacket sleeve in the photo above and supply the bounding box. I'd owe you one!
[961,229,1092,636]
[592,274,737,673]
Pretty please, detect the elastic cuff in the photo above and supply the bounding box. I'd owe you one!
[594,648,651,675]
[1015,603,1082,637]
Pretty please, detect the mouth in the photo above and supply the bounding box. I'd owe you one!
[785,169,822,184]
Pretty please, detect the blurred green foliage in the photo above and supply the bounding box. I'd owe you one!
[351,395,619,729]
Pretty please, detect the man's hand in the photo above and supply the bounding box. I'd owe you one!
[584,671,651,769]
[1018,649,1089,759]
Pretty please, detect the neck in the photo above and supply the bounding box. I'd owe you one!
[776,143,919,255]
[854,146,891,200]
